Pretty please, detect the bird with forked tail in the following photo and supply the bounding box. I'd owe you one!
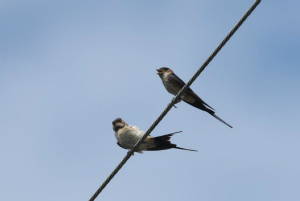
[112,118,197,153]
[156,67,232,128]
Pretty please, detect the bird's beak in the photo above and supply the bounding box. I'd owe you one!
[156,69,161,74]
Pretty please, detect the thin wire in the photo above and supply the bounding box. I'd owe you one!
[89,1,261,200]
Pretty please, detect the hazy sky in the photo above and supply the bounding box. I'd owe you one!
[1,1,300,201]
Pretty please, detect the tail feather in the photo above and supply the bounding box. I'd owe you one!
[146,131,197,152]
[212,114,232,128]
[184,100,232,128]
[173,146,198,152]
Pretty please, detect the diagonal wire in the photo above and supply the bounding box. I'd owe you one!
[89,1,261,200]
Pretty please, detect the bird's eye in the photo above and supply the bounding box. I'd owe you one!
[119,120,122,123]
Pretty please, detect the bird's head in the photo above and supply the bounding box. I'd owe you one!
[112,118,127,132]
[156,67,173,78]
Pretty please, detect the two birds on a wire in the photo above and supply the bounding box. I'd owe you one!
[112,67,232,153]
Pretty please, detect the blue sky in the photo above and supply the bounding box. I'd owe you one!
[1,0,300,200]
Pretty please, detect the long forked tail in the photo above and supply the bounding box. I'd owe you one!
[184,100,232,128]
[146,131,197,152]
[212,114,233,128]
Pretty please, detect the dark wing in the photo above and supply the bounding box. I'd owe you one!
[169,73,186,88]
[171,73,214,111]
[185,88,215,111]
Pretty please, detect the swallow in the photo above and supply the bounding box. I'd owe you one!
[112,118,197,153]
[156,67,232,128]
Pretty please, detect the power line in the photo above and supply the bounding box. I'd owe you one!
[89,1,261,200]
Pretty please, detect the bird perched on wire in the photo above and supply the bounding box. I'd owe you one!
[112,118,197,153]
[156,67,232,128]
